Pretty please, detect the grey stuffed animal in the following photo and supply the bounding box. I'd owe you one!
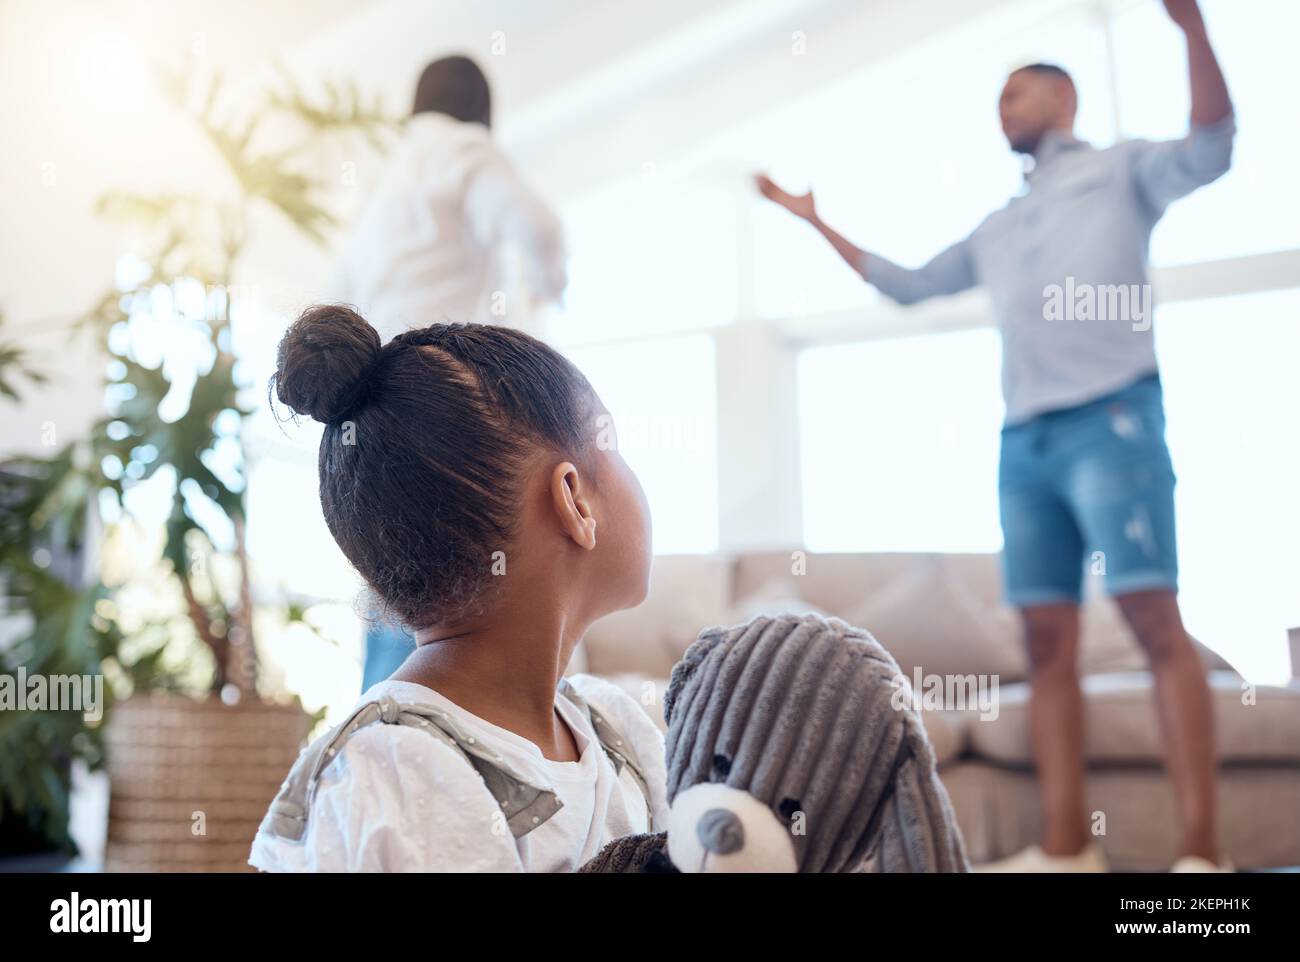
[579,612,970,873]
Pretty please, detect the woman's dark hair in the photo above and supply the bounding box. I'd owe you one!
[271,305,594,628]
[1011,62,1076,91]
[412,55,491,127]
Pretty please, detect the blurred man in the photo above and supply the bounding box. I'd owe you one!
[337,55,567,690]
[758,0,1233,872]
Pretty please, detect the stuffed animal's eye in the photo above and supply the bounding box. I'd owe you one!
[712,753,731,778]
[778,797,802,820]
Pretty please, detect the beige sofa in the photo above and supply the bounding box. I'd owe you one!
[576,552,1300,871]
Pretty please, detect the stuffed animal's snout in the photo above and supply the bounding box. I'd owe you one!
[666,782,798,873]
[696,808,745,854]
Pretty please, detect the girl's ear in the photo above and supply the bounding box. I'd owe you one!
[550,461,597,550]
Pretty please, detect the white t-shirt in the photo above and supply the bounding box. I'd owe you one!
[248,674,668,873]
[335,111,566,342]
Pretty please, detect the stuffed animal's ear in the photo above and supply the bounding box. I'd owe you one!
[869,753,971,873]
[663,624,733,728]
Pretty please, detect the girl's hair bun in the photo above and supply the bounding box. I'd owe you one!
[273,304,381,423]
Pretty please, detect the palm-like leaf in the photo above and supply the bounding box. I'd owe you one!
[2,58,394,851]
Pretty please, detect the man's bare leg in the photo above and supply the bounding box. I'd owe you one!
[1022,602,1089,856]
[1115,588,1218,863]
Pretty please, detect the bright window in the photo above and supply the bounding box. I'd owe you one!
[549,171,741,345]
[562,334,720,554]
[245,453,361,604]
[1113,0,1300,265]
[798,328,1005,553]
[1156,289,1300,682]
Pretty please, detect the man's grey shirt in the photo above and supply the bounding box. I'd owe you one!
[861,115,1236,424]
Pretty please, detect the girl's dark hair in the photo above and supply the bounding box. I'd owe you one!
[412,55,491,127]
[271,305,594,628]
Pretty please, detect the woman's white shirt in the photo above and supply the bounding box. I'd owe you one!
[336,112,566,342]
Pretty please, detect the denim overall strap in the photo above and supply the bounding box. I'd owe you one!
[260,694,563,843]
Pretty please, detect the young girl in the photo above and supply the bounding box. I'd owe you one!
[249,305,668,872]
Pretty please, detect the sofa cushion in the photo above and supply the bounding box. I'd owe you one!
[967,671,1300,766]
[583,550,1237,686]
[732,551,927,615]
[601,673,670,733]
[919,708,968,768]
[726,578,828,623]
[1074,591,1235,675]
[933,555,1236,677]
[943,553,1143,675]
[846,555,1029,683]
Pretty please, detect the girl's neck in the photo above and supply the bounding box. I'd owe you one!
[393,596,587,760]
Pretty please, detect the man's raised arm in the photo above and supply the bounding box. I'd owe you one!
[1164,0,1232,126]
[1133,1,1235,211]
[754,174,975,306]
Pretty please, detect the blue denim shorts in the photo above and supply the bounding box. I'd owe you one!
[998,373,1178,607]
[362,620,415,691]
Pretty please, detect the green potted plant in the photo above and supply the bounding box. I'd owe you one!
[0,325,118,864]
[0,60,396,870]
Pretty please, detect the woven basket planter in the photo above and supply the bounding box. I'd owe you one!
[104,694,310,872]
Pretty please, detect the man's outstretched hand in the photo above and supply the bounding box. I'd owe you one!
[1162,0,1205,32]
[753,173,869,277]
[754,173,818,223]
